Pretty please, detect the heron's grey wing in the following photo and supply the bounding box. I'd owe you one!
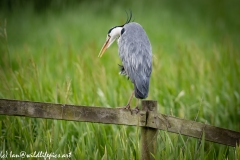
[119,37,152,99]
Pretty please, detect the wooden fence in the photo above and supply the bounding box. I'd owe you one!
[0,99,239,160]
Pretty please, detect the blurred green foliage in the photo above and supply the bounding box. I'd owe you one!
[0,0,240,159]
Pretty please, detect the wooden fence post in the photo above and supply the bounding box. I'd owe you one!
[141,100,158,160]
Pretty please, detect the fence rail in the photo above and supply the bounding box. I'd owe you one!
[0,99,239,149]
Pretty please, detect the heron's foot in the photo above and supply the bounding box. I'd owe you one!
[131,106,140,114]
[123,103,131,110]
[117,104,130,110]
[120,104,139,115]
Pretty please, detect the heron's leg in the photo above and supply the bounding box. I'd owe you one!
[124,90,134,110]
[132,99,140,113]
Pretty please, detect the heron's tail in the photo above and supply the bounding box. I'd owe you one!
[134,77,150,99]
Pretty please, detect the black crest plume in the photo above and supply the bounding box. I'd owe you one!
[121,10,133,27]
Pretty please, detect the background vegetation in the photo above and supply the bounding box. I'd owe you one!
[0,0,239,159]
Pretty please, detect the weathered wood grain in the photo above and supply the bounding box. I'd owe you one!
[141,100,158,160]
[0,99,239,147]
[0,99,145,126]
[147,112,240,147]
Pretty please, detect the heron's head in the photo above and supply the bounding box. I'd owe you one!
[98,10,133,58]
[98,27,123,58]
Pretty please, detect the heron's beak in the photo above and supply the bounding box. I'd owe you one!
[98,36,111,58]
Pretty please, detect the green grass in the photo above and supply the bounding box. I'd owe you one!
[0,0,240,159]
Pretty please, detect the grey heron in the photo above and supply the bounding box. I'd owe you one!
[98,11,152,112]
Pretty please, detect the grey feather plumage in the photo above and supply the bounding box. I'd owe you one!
[118,22,152,99]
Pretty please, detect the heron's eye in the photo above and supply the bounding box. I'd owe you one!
[121,28,125,35]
